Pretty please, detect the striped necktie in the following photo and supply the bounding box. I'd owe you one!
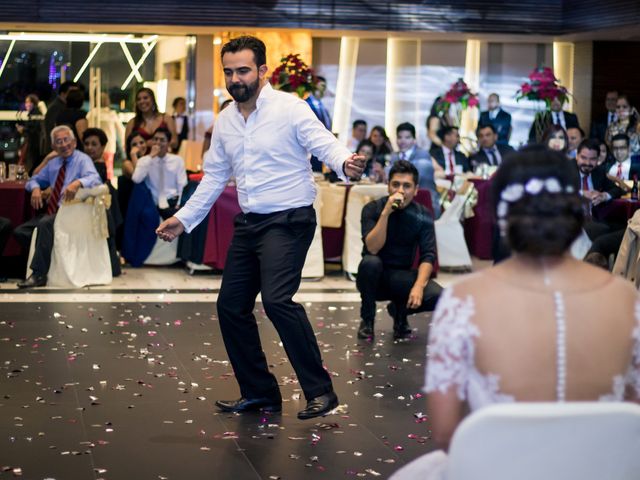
[47,159,67,215]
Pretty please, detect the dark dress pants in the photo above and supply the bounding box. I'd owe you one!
[0,217,12,256]
[216,205,333,402]
[356,255,443,324]
[13,214,56,277]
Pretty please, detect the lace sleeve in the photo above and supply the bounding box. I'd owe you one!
[423,288,479,400]
[626,300,640,399]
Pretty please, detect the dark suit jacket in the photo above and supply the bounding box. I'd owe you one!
[529,110,580,143]
[432,147,470,173]
[470,144,515,169]
[590,112,615,143]
[571,160,623,199]
[479,109,512,145]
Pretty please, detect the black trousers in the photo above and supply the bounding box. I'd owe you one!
[13,214,56,277]
[216,205,333,401]
[356,255,443,324]
[0,217,12,256]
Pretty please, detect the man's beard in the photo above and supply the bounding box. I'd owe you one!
[578,165,593,175]
[228,78,259,103]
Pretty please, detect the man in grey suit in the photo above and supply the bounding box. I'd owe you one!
[389,122,440,218]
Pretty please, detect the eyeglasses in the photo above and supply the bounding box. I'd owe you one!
[53,137,74,146]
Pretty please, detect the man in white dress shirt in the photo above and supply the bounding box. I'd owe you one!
[608,133,639,180]
[132,127,187,219]
[156,36,365,420]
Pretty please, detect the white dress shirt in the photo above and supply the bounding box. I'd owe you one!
[176,83,350,233]
[442,146,459,175]
[608,158,631,180]
[399,146,415,161]
[552,111,566,130]
[132,153,187,208]
[483,146,501,166]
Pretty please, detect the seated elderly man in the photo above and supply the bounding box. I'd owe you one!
[14,125,102,288]
[131,127,187,219]
[356,160,443,340]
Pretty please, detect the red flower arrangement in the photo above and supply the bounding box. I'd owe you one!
[516,67,570,109]
[270,53,319,98]
[435,78,480,115]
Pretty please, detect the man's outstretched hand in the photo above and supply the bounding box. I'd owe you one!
[343,153,366,180]
[156,216,185,242]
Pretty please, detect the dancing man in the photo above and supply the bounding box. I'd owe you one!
[156,36,364,419]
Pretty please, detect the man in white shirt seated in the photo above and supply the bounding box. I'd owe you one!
[431,126,470,175]
[608,133,640,180]
[131,127,187,219]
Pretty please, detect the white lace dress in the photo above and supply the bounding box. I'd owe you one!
[390,287,640,480]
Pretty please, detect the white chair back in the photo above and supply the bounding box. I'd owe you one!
[448,402,640,480]
[48,185,112,287]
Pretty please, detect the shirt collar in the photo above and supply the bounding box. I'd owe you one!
[255,82,275,109]
[402,146,415,158]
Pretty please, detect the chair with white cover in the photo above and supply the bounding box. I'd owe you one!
[29,185,113,287]
[301,188,324,279]
[144,230,179,266]
[447,402,640,480]
[434,180,473,270]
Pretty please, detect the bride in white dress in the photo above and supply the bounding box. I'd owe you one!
[391,146,640,479]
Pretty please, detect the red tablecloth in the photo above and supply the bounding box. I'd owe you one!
[0,181,31,256]
[463,178,494,260]
[595,198,640,225]
[194,184,434,268]
[202,186,242,269]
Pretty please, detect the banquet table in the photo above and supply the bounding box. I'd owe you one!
[0,180,31,256]
[594,198,640,226]
[179,180,438,275]
[463,178,494,260]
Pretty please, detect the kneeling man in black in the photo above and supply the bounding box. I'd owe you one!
[356,160,443,340]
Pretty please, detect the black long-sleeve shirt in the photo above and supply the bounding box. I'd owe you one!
[361,196,437,269]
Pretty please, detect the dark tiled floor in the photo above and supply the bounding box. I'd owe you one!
[0,301,436,479]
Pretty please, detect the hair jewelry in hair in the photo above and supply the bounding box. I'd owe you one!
[497,177,575,236]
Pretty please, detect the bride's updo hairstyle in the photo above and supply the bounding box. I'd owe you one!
[492,145,583,256]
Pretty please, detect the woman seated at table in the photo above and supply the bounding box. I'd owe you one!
[540,124,569,158]
[125,88,178,152]
[368,125,393,167]
[357,139,385,183]
[391,146,640,479]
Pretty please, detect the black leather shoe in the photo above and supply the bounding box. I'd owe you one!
[387,303,411,339]
[297,392,339,420]
[393,321,412,340]
[215,397,282,413]
[17,274,47,289]
[357,320,374,339]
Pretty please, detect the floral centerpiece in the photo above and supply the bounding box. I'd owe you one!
[270,53,319,98]
[435,78,479,127]
[516,67,571,141]
[516,66,569,108]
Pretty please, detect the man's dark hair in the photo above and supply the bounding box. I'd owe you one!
[59,81,78,95]
[65,89,85,109]
[221,36,266,68]
[396,122,416,138]
[437,126,459,142]
[389,159,419,185]
[83,128,108,146]
[172,97,186,109]
[353,119,367,129]
[611,133,630,147]
[568,126,585,139]
[153,127,172,142]
[577,138,600,155]
[477,123,497,135]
